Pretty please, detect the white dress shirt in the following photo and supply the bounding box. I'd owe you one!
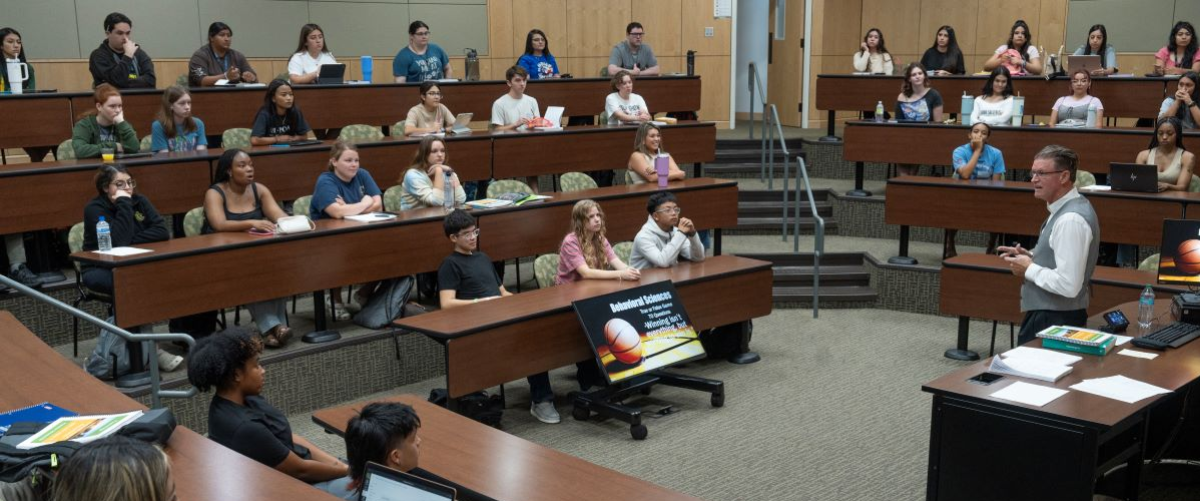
[1025,188,1093,298]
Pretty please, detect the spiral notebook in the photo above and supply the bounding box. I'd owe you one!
[0,402,76,436]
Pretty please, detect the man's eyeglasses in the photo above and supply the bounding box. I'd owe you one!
[655,206,682,215]
[456,228,480,239]
[1030,170,1066,178]
[112,179,137,190]
[629,32,645,38]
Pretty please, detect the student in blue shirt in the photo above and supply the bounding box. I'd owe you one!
[311,141,383,320]
[150,85,207,152]
[945,122,1006,258]
[517,29,559,79]
[393,21,451,83]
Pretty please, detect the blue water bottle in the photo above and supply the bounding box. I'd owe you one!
[361,56,373,83]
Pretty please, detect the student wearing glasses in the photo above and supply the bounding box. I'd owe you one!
[88,12,156,89]
[608,22,659,77]
[518,29,560,79]
[188,22,257,87]
[393,21,451,83]
[404,81,455,136]
[630,191,704,270]
[1049,69,1104,128]
[81,165,168,296]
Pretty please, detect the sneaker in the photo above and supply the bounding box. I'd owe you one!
[530,401,561,424]
[157,349,184,372]
[9,263,43,289]
[333,304,352,322]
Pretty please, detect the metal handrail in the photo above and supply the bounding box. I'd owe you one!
[0,275,196,408]
[790,154,824,319]
[748,62,768,140]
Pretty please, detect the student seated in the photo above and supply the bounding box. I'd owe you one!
[1159,71,1200,130]
[404,81,455,136]
[608,22,659,76]
[1137,117,1196,192]
[945,122,1006,259]
[630,192,704,270]
[150,86,207,152]
[970,67,1016,127]
[490,66,539,132]
[1049,69,1104,128]
[1154,21,1200,76]
[312,141,383,318]
[50,436,173,501]
[203,149,292,347]
[393,21,450,83]
[321,402,422,500]
[627,122,685,185]
[852,28,894,74]
[438,209,559,423]
[920,26,965,76]
[1073,24,1118,76]
[399,136,465,210]
[72,84,139,158]
[250,79,312,146]
[1,27,52,162]
[518,29,560,79]
[188,22,257,87]
[288,24,337,85]
[88,12,155,89]
[983,19,1041,76]
[188,329,348,483]
[605,70,650,125]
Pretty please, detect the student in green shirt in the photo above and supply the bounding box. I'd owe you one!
[71,84,140,159]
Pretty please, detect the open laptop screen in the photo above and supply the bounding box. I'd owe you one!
[360,462,455,501]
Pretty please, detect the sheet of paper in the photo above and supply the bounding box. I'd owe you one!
[1001,346,1082,366]
[543,106,564,126]
[991,381,1069,407]
[95,247,152,257]
[1070,375,1171,404]
[1080,185,1111,191]
[1117,349,1159,360]
[1113,335,1132,346]
[345,212,396,223]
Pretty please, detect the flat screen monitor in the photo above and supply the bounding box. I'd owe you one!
[1157,219,1200,286]
[572,280,706,385]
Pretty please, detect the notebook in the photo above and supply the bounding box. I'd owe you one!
[1109,163,1159,193]
[317,64,347,85]
[360,462,456,501]
[0,402,76,436]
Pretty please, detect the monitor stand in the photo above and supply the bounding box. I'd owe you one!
[570,371,724,440]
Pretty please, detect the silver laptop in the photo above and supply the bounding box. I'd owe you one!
[317,64,346,85]
[1066,55,1101,76]
[1109,163,1160,193]
[360,462,456,501]
[449,113,473,134]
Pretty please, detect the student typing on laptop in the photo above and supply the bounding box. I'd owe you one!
[1136,117,1196,192]
[404,81,455,136]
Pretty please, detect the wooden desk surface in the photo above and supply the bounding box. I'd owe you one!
[0,311,338,501]
[886,175,1198,245]
[816,74,1167,118]
[312,395,702,501]
[923,299,1200,429]
[843,121,1200,175]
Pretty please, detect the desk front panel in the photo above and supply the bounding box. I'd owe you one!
[245,147,335,202]
[1088,194,1186,245]
[885,181,1044,235]
[356,136,493,184]
[0,96,73,149]
[491,123,715,180]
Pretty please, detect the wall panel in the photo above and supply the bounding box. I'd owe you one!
[564,0,631,59]
[74,0,202,59]
[634,0,683,57]
[509,0,567,63]
[2,0,81,59]
[308,2,411,59]
[680,0,729,56]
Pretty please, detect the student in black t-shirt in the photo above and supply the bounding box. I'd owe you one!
[188,329,348,483]
[920,25,966,76]
[437,210,560,424]
[320,402,422,500]
[250,79,311,146]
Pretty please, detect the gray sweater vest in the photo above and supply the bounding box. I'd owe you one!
[1020,195,1100,312]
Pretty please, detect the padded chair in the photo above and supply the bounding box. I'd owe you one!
[175,74,188,87]
[1139,254,1161,273]
[560,171,598,192]
[1074,170,1096,188]
[392,120,408,138]
[292,195,313,218]
[68,222,114,357]
[533,254,560,289]
[337,124,384,144]
[222,128,252,150]
[486,179,534,198]
[139,135,153,153]
[182,207,206,237]
[613,241,634,265]
[1189,176,1200,193]
[56,139,76,161]
[624,169,639,185]
[383,185,406,213]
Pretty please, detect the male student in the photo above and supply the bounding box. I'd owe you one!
[607,22,660,77]
[490,66,540,132]
[630,191,705,270]
[321,402,422,500]
[438,210,559,424]
[88,12,156,89]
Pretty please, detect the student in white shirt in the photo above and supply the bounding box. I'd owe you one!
[288,24,337,84]
[490,66,539,132]
[604,70,650,125]
[971,66,1016,126]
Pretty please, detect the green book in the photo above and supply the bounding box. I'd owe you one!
[1041,336,1115,357]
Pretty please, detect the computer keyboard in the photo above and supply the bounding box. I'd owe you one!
[1131,322,1200,350]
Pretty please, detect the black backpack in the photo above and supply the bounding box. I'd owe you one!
[428,389,504,428]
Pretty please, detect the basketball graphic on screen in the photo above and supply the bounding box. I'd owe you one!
[604,318,644,365]
[1177,239,1200,275]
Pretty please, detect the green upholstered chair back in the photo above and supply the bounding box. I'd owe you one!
[68,222,86,272]
[624,169,637,185]
[1139,253,1161,272]
[613,241,633,265]
[486,179,534,198]
[183,207,207,237]
[1189,176,1200,193]
[292,195,313,218]
[383,185,406,212]
[392,120,408,138]
[338,124,384,144]
[1074,170,1096,188]
[140,135,153,152]
[175,74,188,87]
[533,254,559,289]
[56,139,76,161]
[560,171,598,192]
[222,128,252,150]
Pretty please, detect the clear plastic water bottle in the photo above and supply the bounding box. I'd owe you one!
[961,92,974,126]
[1086,102,1097,128]
[443,172,454,210]
[96,216,112,252]
[874,101,884,122]
[1138,285,1155,331]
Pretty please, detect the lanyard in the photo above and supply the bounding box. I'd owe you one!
[210,46,230,73]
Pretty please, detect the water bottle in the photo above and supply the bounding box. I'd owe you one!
[961,92,974,126]
[97,216,112,252]
[1138,285,1155,331]
[1085,101,1097,128]
[360,55,373,82]
[443,172,454,210]
[874,101,884,122]
[1011,95,1025,126]
[686,50,696,76]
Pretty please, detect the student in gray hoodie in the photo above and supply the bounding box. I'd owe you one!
[629,191,705,270]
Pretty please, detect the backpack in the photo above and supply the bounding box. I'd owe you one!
[427,389,504,428]
[700,320,753,360]
[84,317,150,380]
[352,276,416,330]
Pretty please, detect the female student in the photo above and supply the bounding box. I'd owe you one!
[945,122,1006,258]
[628,122,685,185]
[518,29,560,80]
[894,63,943,176]
[984,20,1042,76]
[1049,69,1104,128]
[50,436,174,501]
[1154,21,1200,76]
[288,24,337,84]
[1136,117,1196,192]
[852,28,893,74]
[150,85,207,152]
[188,329,348,483]
[1159,71,1200,129]
[2,27,51,163]
[202,149,292,347]
[1073,24,1117,76]
[71,84,140,158]
[605,70,650,125]
[920,26,965,76]
[250,79,311,146]
[403,81,455,136]
[188,22,257,87]
[311,141,382,319]
[399,136,465,210]
[970,66,1016,126]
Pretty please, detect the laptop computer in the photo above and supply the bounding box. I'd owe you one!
[360,462,456,501]
[449,113,473,134]
[1067,55,1102,76]
[1109,163,1160,193]
[317,64,346,85]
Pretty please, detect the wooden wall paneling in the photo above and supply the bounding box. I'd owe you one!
[562,57,611,79]
[156,60,190,88]
[510,0,568,63]
[818,0,864,57]
[565,0,632,59]
[633,0,683,57]
[975,0,1040,59]
[488,0,516,59]
[695,55,730,121]
[1038,0,1069,55]
[769,0,806,126]
[680,0,730,56]
[861,0,922,56]
[33,61,93,94]
[652,56,684,76]
[919,0,980,57]
[1115,54,1157,77]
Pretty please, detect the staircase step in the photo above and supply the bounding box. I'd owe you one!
[773,265,870,285]
[735,252,868,267]
[773,285,878,302]
[705,163,800,178]
[738,190,828,203]
[734,217,836,233]
[716,138,806,150]
[714,149,804,163]
[738,201,832,217]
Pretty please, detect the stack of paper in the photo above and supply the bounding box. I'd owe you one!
[987,347,1080,383]
[991,381,1069,407]
[1070,375,1172,404]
